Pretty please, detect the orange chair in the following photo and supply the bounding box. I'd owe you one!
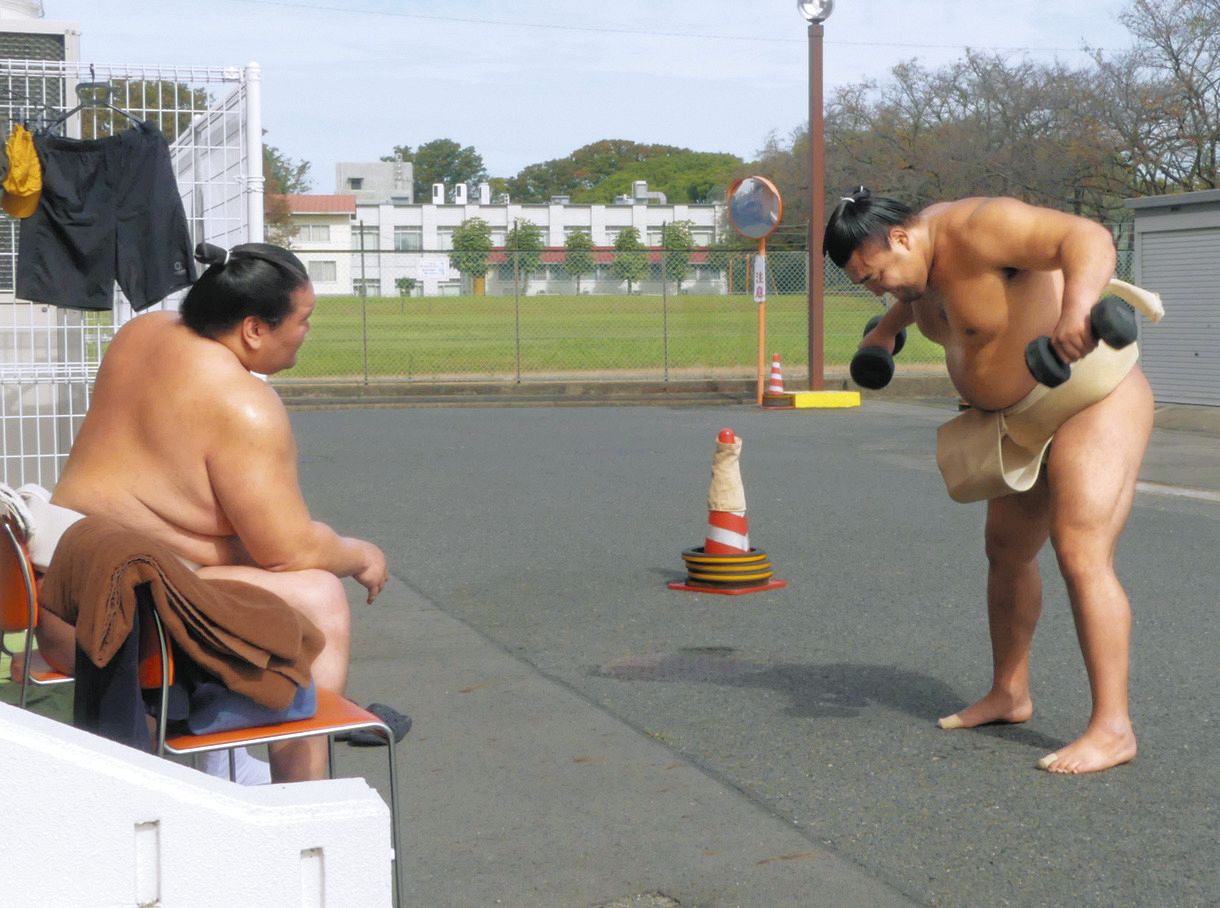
[1,515,73,707]
[140,601,404,905]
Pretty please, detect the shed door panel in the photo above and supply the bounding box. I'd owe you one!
[1138,229,1220,407]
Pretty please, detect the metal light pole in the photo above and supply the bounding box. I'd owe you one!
[798,0,834,390]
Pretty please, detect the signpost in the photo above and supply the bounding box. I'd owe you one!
[727,175,783,406]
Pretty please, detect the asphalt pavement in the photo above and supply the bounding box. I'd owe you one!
[302,398,1218,908]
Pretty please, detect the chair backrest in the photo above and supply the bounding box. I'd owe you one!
[1,516,38,634]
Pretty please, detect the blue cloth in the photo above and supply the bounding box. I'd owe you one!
[185,679,317,735]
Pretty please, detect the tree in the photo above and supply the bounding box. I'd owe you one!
[394,277,417,297]
[265,142,312,195]
[660,221,694,293]
[386,138,488,201]
[263,142,313,245]
[611,226,648,294]
[562,230,595,293]
[1093,0,1220,194]
[449,217,493,294]
[78,79,210,143]
[505,219,544,292]
[504,139,743,204]
[746,0,1217,235]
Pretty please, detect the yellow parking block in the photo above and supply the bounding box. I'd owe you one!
[786,390,862,409]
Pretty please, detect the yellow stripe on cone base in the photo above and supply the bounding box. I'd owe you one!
[669,546,787,596]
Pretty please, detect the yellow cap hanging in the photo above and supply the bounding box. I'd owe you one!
[3,124,42,219]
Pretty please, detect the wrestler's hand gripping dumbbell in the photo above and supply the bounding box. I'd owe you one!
[850,314,908,390]
[1024,297,1138,388]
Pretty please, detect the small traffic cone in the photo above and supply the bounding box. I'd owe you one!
[762,353,792,408]
[669,428,786,596]
[767,354,785,395]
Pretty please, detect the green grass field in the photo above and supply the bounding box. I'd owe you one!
[283,292,945,381]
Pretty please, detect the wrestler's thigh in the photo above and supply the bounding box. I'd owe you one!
[1046,367,1153,543]
[985,476,1050,564]
[195,565,349,628]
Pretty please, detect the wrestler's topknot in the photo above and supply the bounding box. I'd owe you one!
[823,187,915,267]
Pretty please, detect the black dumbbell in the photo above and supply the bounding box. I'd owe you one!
[850,315,908,390]
[1024,298,1138,387]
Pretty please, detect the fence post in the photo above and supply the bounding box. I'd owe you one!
[661,249,669,382]
[359,224,369,385]
[513,248,522,383]
[243,63,264,243]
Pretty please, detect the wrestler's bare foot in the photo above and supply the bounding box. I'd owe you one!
[1038,721,1136,774]
[9,648,71,684]
[8,647,73,684]
[938,687,1032,729]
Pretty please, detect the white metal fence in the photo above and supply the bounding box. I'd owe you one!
[0,60,260,487]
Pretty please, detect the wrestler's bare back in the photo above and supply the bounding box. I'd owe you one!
[52,311,281,567]
[905,198,1111,411]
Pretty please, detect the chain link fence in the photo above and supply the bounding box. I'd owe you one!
[279,246,926,387]
[278,242,1135,387]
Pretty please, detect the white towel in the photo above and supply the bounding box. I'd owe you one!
[0,482,34,538]
[12,484,85,571]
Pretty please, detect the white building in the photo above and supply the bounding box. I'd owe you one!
[335,159,414,205]
[281,194,358,295]
[285,173,727,297]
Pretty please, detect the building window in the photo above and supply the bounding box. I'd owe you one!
[437,227,455,251]
[646,230,664,246]
[354,278,381,297]
[394,226,422,251]
[298,223,331,243]
[563,226,590,238]
[347,177,364,190]
[691,228,714,247]
[354,226,380,250]
[308,260,337,283]
[490,230,506,246]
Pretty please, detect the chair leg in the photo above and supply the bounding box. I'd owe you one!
[17,633,33,709]
[386,737,402,908]
[328,731,402,905]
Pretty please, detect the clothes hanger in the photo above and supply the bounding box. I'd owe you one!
[0,86,54,131]
[38,73,141,136]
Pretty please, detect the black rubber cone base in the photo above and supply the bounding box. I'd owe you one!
[669,546,788,596]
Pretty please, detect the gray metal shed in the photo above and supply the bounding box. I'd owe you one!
[1125,190,1220,407]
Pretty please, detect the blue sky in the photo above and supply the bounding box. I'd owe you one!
[42,1,1137,192]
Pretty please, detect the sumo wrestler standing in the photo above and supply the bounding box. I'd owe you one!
[824,189,1153,774]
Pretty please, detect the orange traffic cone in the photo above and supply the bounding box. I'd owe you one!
[669,428,786,596]
[762,353,792,408]
[767,353,785,395]
[704,428,750,554]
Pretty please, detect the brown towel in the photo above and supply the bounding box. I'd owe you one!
[40,516,324,710]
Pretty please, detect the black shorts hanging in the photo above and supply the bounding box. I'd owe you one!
[17,121,196,311]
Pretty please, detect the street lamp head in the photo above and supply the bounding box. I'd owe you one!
[797,0,834,23]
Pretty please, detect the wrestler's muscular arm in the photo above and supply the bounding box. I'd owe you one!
[207,379,388,603]
[861,300,916,353]
[954,198,1117,364]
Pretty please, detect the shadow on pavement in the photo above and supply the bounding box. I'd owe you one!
[595,648,1064,750]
